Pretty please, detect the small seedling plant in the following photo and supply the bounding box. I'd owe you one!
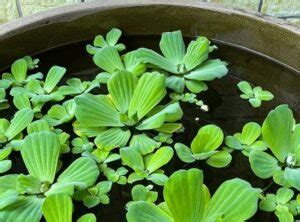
[0,28,298,222]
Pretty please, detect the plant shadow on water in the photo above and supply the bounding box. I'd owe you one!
[2,34,299,222]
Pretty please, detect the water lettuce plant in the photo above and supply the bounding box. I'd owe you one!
[0,28,297,221]
[237,81,274,108]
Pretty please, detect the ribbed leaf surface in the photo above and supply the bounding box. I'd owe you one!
[44,66,66,93]
[21,131,60,183]
[108,71,137,113]
[75,94,123,127]
[42,193,72,222]
[57,157,99,188]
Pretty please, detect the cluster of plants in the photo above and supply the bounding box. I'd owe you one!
[0,28,299,222]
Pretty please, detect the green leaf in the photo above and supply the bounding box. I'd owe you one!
[249,150,281,178]
[13,94,31,110]
[275,207,294,222]
[276,187,294,204]
[44,66,66,93]
[77,213,96,222]
[159,30,185,65]
[42,193,73,222]
[108,71,138,113]
[130,134,160,155]
[57,157,99,189]
[11,59,27,83]
[204,179,260,221]
[146,146,174,173]
[93,46,124,73]
[0,160,12,173]
[259,199,276,212]
[184,59,228,81]
[73,121,106,138]
[242,122,261,146]
[164,169,205,222]
[191,125,224,154]
[185,80,208,93]
[27,119,50,134]
[128,72,166,120]
[166,76,185,94]
[120,147,144,171]
[254,88,274,101]
[106,28,122,46]
[174,143,195,163]
[5,108,34,140]
[94,128,130,151]
[249,98,262,108]
[284,168,300,190]
[0,189,18,209]
[137,48,178,74]
[137,102,183,130]
[182,36,210,71]
[123,51,146,76]
[262,105,293,162]
[75,94,123,127]
[237,81,253,96]
[147,173,169,186]
[0,196,43,222]
[206,151,232,168]
[225,135,243,150]
[16,174,41,194]
[21,131,60,183]
[0,175,17,194]
[127,201,174,222]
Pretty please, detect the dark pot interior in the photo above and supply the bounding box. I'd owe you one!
[0,1,299,221]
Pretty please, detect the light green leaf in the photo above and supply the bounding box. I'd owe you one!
[5,108,34,140]
[27,119,50,134]
[123,51,146,76]
[275,207,294,222]
[120,147,144,171]
[0,189,18,210]
[73,121,106,138]
[57,157,99,189]
[0,175,17,194]
[184,59,228,81]
[93,46,124,73]
[191,125,224,154]
[75,94,123,127]
[159,30,185,65]
[204,179,259,221]
[155,123,183,134]
[106,28,122,45]
[255,89,274,101]
[16,174,41,194]
[137,48,178,74]
[284,168,300,190]
[249,150,281,178]
[174,143,195,163]
[185,80,208,93]
[0,196,43,222]
[237,81,253,96]
[13,94,31,110]
[166,76,185,93]
[249,98,262,108]
[259,199,276,212]
[137,103,183,130]
[130,134,160,155]
[242,122,261,146]
[276,187,294,204]
[11,59,27,83]
[262,105,293,162]
[146,146,174,173]
[42,193,72,222]
[206,151,232,168]
[128,72,166,120]
[77,213,96,222]
[0,160,12,174]
[127,201,174,222]
[225,136,243,150]
[108,70,137,113]
[183,36,209,71]
[21,131,60,183]
[94,128,131,151]
[164,169,205,222]
[44,66,66,93]
[147,173,169,186]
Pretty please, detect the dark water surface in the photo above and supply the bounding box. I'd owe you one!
[1,35,299,221]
